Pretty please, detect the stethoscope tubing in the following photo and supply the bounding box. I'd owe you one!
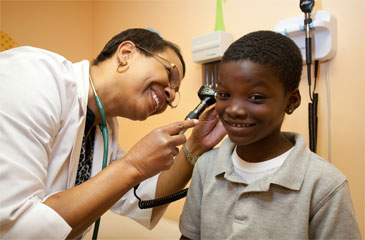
[89,76,109,239]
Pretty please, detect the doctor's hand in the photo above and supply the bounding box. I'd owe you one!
[122,119,199,180]
[185,106,227,157]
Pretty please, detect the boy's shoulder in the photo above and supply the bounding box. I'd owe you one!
[199,137,234,160]
[196,138,234,172]
[305,151,347,190]
[271,132,347,196]
[284,132,348,204]
[283,132,346,181]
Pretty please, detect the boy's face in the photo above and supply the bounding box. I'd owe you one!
[216,60,297,157]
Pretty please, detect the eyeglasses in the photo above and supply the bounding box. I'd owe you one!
[136,46,181,108]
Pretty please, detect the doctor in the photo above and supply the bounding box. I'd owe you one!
[0,28,226,239]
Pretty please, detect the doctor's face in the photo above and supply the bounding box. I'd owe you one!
[119,47,183,121]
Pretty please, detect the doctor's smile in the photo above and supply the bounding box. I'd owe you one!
[150,88,162,113]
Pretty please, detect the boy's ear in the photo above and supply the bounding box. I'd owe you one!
[285,88,301,114]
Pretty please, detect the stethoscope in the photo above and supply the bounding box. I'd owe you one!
[89,76,108,240]
[87,78,216,238]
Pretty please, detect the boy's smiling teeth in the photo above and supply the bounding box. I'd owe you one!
[230,123,253,128]
[152,91,160,110]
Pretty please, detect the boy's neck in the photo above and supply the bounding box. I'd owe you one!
[235,133,293,163]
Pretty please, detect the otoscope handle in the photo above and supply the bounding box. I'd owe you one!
[305,35,312,64]
[180,98,210,135]
[185,98,210,120]
[185,111,199,120]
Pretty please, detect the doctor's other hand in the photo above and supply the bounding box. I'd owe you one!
[187,107,227,156]
[123,119,199,180]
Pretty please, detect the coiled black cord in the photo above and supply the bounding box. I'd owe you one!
[133,184,188,209]
[309,60,319,153]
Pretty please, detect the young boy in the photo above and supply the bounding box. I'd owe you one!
[179,30,361,239]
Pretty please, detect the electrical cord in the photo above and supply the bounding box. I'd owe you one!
[308,64,313,102]
[134,184,188,209]
[325,61,332,163]
[308,60,319,153]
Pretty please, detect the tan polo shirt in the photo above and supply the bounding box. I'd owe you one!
[179,132,361,240]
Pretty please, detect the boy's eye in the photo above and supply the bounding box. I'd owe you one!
[215,92,230,100]
[249,94,265,102]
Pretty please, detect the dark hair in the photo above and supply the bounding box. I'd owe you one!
[92,28,186,77]
[221,30,302,93]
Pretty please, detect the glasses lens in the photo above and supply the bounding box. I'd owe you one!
[137,46,181,103]
[169,91,180,109]
[168,66,180,92]
[137,46,181,91]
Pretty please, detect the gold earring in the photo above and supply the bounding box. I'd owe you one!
[117,61,129,73]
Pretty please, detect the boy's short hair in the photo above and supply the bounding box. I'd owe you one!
[221,30,303,92]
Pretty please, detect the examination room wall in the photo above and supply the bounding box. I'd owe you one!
[0,0,94,62]
[1,0,364,238]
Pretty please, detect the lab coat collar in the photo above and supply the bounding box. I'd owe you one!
[67,60,90,188]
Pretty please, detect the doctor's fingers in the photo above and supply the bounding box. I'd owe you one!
[162,119,199,136]
[123,139,176,179]
[149,128,186,154]
[139,127,183,158]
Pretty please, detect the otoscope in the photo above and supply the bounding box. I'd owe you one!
[180,85,216,134]
[134,85,216,209]
[300,0,315,90]
[300,0,318,153]
[185,85,217,120]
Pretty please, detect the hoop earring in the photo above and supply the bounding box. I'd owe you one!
[117,61,129,73]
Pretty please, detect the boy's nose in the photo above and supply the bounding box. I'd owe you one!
[226,102,248,118]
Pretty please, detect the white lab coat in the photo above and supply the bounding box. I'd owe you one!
[0,47,158,239]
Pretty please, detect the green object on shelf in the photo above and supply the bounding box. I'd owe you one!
[214,0,227,32]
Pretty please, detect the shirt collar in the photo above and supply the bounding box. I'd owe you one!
[270,132,311,190]
[215,132,311,191]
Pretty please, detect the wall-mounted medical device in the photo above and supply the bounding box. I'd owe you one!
[274,10,337,62]
[192,31,233,64]
[192,31,233,87]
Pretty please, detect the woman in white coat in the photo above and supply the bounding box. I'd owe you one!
[0,28,226,239]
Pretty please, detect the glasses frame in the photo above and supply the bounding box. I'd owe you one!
[136,45,181,108]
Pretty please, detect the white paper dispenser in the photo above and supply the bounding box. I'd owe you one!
[192,31,233,64]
